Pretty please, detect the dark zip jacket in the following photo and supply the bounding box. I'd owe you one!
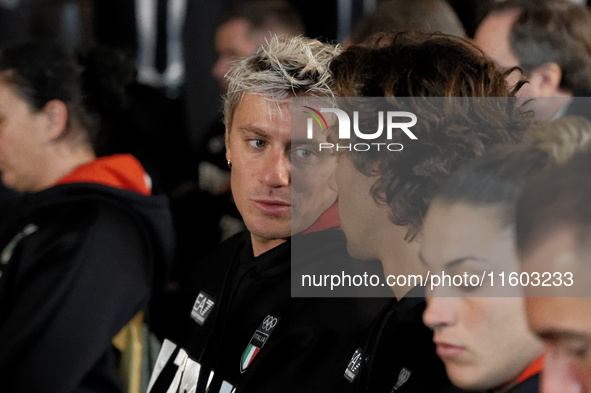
[148,224,389,393]
[0,156,174,393]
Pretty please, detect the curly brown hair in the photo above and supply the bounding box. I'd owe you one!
[330,32,532,240]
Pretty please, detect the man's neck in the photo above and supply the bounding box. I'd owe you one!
[376,225,426,300]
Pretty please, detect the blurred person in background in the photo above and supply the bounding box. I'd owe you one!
[345,0,466,47]
[516,151,591,393]
[474,0,591,120]
[0,42,174,393]
[212,0,305,93]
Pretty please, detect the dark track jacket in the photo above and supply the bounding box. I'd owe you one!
[0,154,174,393]
[334,287,466,393]
[147,205,389,393]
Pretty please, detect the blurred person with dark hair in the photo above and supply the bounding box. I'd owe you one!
[327,32,531,392]
[516,152,591,393]
[346,0,466,47]
[0,42,174,393]
[474,0,591,120]
[212,0,304,93]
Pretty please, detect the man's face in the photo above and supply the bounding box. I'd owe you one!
[212,19,259,92]
[330,153,389,260]
[524,228,591,393]
[474,10,521,70]
[474,8,569,116]
[226,93,337,255]
[474,9,537,97]
[421,202,542,391]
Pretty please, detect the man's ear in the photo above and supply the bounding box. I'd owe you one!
[42,99,69,141]
[529,62,563,97]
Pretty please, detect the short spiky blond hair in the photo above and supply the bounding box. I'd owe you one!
[223,35,341,128]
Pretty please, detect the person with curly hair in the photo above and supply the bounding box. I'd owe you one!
[327,32,531,392]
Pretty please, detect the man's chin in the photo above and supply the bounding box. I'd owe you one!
[247,222,292,242]
[344,238,373,260]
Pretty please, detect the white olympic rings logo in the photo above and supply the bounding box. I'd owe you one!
[262,316,278,331]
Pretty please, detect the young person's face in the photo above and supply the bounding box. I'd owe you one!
[524,227,591,393]
[226,93,337,255]
[0,79,49,192]
[421,201,542,391]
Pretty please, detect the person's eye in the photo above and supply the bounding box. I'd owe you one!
[293,148,315,160]
[248,139,266,149]
[559,338,590,359]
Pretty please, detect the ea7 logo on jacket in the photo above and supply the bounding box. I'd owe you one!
[344,348,363,382]
[191,291,215,325]
[240,315,280,373]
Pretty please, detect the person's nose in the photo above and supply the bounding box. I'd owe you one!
[423,296,457,331]
[261,149,290,188]
[541,346,584,393]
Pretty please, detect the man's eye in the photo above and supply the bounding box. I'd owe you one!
[294,148,314,159]
[248,139,266,148]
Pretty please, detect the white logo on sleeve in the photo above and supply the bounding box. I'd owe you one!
[147,339,235,393]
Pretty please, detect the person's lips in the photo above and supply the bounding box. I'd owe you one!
[435,341,466,359]
[253,199,291,216]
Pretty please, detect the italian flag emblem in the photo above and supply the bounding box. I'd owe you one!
[241,344,261,371]
[240,315,280,373]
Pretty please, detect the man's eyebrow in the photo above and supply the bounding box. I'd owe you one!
[418,253,487,269]
[291,138,317,147]
[537,329,590,342]
[237,125,269,138]
[444,257,488,269]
